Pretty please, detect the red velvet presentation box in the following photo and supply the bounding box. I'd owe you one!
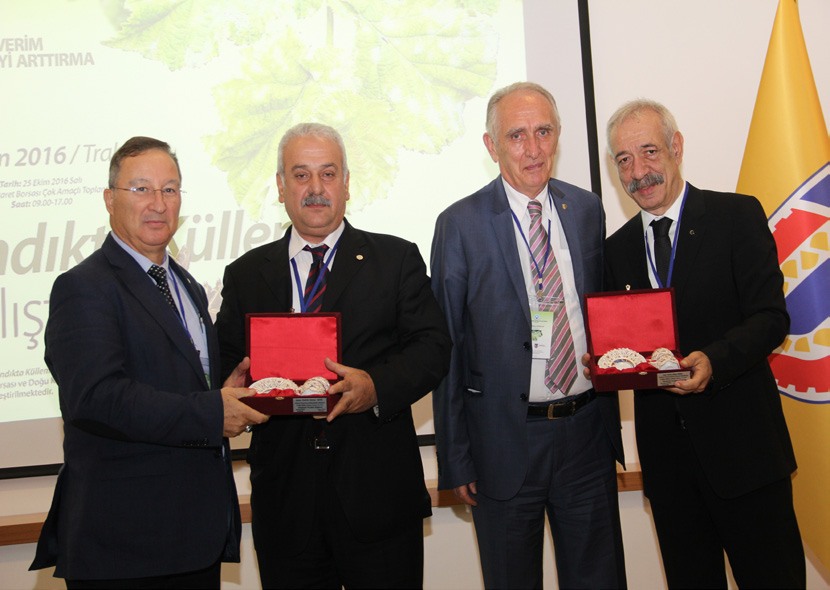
[585,288,690,392]
[242,313,342,416]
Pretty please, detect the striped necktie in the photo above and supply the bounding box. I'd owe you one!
[527,199,578,394]
[303,245,329,313]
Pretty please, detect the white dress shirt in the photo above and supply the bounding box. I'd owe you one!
[639,182,689,289]
[503,180,592,401]
[287,221,345,313]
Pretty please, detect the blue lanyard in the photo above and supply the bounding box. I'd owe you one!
[290,235,342,313]
[510,194,553,292]
[167,268,196,346]
[644,184,689,289]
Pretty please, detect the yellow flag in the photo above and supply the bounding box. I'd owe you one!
[737,0,830,569]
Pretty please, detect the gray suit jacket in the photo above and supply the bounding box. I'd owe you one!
[430,177,623,500]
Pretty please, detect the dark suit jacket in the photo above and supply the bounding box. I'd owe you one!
[605,184,796,500]
[214,220,451,548]
[430,176,624,500]
[31,234,240,580]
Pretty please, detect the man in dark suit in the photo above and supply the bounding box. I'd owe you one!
[430,82,626,589]
[602,99,804,588]
[30,136,268,589]
[215,122,451,589]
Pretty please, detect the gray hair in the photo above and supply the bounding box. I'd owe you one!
[485,82,561,142]
[606,99,679,158]
[277,122,349,180]
[109,136,181,189]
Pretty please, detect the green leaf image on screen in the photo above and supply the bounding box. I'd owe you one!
[104,0,505,220]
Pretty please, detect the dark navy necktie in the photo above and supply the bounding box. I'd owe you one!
[303,245,329,312]
[651,217,673,286]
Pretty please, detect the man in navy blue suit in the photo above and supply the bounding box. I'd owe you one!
[30,136,267,589]
[431,82,626,589]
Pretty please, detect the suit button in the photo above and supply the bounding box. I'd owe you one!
[523,342,530,350]
[520,393,528,401]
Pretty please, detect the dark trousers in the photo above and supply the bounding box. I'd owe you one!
[471,399,627,589]
[253,443,424,589]
[65,560,221,589]
[648,421,805,589]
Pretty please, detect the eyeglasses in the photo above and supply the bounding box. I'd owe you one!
[112,186,184,197]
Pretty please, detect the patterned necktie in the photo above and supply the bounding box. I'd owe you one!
[651,217,673,286]
[147,264,179,314]
[528,199,578,394]
[303,245,329,313]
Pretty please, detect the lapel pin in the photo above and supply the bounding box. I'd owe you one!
[689,229,695,235]
[562,203,568,210]
[625,284,631,291]
[356,254,364,260]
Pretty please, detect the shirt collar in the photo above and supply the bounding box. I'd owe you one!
[640,181,688,235]
[287,220,346,260]
[110,231,169,273]
[502,178,551,221]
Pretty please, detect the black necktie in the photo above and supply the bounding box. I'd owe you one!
[303,245,329,312]
[650,217,673,287]
[147,264,179,313]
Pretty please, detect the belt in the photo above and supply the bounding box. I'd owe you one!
[527,389,596,419]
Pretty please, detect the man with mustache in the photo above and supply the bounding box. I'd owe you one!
[602,100,804,588]
[215,122,451,589]
[431,82,626,589]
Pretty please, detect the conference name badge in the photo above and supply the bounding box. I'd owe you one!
[530,311,554,359]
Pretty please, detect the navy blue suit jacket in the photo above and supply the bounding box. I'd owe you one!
[31,234,240,580]
[430,177,624,500]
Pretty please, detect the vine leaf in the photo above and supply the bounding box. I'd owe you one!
[104,0,273,70]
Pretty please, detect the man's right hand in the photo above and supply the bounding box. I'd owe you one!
[453,482,479,506]
[220,387,268,437]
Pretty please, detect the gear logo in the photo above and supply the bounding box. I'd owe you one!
[767,163,830,404]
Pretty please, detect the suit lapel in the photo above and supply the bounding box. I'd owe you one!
[102,236,207,385]
[170,258,216,388]
[491,180,533,328]
[671,185,706,296]
[615,213,651,289]
[257,231,293,311]
[322,221,364,312]
[549,180,585,298]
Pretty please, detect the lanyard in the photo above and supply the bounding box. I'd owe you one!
[510,193,553,293]
[167,268,196,346]
[290,235,342,313]
[644,184,689,289]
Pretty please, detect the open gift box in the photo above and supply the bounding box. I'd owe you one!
[242,313,342,415]
[584,288,690,392]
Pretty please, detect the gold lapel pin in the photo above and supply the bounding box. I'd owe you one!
[356,254,364,260]
[562,203,568,210]
[689,229,695,235]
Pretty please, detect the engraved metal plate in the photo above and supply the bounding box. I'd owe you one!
[293,397,328,413]
[656,371,691,387]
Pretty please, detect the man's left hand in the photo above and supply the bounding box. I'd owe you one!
[667,350,712,394]
[324,357,378,421]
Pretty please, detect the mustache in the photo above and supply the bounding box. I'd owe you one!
[301,194,332,207]
[628,173,664,194]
